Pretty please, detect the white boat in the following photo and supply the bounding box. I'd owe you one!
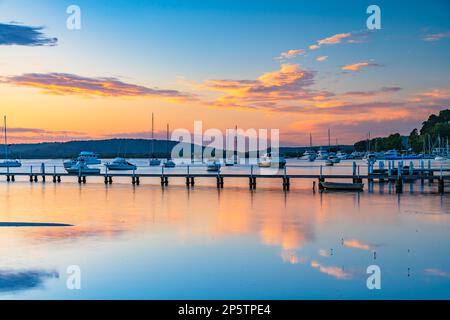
[258,153,272,167]
[328,155,340,164]
[206,160,221,172]
[435,156,448,161]
[336,151,348,160]
[149,113,161,166]
[364,152,377,164]
[225,158,235,166]
[258,153,286,168]
[64,151,101,168]
[383,149,400,159]
[105,157,137,171]
[0,116,22,168]
[325,159,334,166]
[0,159,21,168]
[301,150,316,161]
[66,160,101,175]
[316,148,329,160]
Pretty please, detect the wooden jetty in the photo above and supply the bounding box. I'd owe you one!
[0,161,448,194]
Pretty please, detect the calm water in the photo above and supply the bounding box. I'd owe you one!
[0,159,449,299]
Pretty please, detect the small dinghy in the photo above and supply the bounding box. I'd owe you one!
[320,181,364,191]
[325,159,334,166]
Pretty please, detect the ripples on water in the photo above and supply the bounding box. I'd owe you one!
[0,159,449,299]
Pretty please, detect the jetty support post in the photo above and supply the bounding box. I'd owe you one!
[409,161,414,177]
[352,161,357,183]
[249,165,256,190]
[437,164,444,194]
[29,165,33,182]
[132,168,136,185]
[420,160,425,185]
[428,160,433,183]
[388,161,392,180]
[368,162,374,183]
[53,166,57,183]
[186,166,190,188]
[318,165,325,191]
[41,163,46,183]
[282,165,290,190]
[379,161,385,182]
[104,167,108,184]
[395,162,403,194]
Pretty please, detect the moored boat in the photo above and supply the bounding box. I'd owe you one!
[320,181,364,191]
[105,157,137,171]
[64,151,101,168]
[66,160,101,175]
[0,116,22,168]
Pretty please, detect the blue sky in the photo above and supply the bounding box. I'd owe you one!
[0,0,449,145]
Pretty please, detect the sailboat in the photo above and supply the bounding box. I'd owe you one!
[164,123,176,168]
[0,116,21,168]
[301,133,316,161]
[149,113,161,166]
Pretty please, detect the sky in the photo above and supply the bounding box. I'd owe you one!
[0,0,449,146]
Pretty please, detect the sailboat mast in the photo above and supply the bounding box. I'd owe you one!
[4,116,7,160]
[151,113,155,156]
[166,123,169,158]
[328,129,331,149]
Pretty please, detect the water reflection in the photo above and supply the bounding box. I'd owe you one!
[0,270,58,293]
[0,178,449,299]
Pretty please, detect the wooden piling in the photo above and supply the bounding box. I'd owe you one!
[438,178,444,193]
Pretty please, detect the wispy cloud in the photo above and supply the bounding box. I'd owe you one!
[2,73,195,101]
[276,49,306,60]
[422,30,450,42]
[5,127,90,143]
[342,61,382,71]
[0,22,57,46]
[309,31,370,51]
[309,32,351,51]
[316,56,328,62]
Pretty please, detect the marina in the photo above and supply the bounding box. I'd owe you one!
[1,159,448,193]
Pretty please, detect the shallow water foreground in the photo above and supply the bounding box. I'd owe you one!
[0,178,449,299]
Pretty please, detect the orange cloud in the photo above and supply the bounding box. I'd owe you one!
[309,32,352,50]
[277,49,306,60]
[201,64,333,111]
[2,73,194,102]
[342,62,382,71]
